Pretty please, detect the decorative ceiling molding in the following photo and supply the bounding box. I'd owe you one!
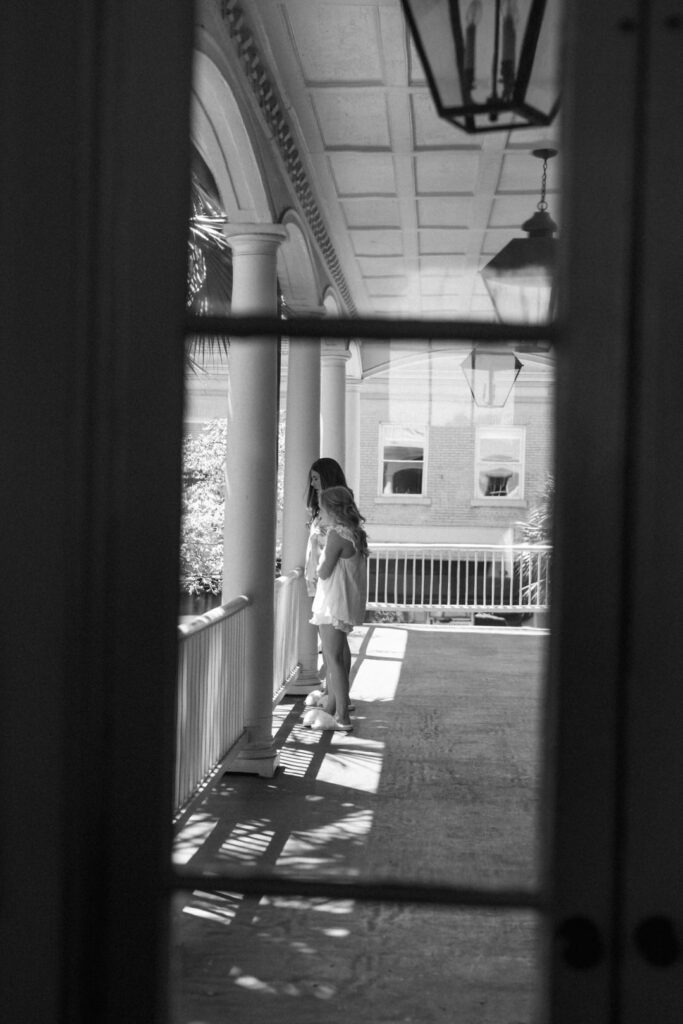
[219,0,358,316]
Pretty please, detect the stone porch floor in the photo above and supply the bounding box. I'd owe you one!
[170,624,548,1024]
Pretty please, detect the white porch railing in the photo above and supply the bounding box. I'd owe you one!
[366,543,551,619]
[175,568,305,815]
[175,596,250,814]
[273,567,303,701]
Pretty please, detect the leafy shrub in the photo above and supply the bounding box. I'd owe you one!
[514,474,553,605]
[179,415,286,596]
[180,420,226,596]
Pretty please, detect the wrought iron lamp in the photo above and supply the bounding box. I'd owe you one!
[400,0,560,134]
[481,147,558,324]
[461,347,523,407]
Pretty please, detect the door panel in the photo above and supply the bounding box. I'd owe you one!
[622,2,683,1019]
[547,1,640,1021]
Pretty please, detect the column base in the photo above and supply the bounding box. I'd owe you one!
[285,666,324,696]
[224,734,280,778]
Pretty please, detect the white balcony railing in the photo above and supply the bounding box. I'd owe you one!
[366,543,551,619]
[273,567,303,701]
[175,596,250,814]
[175,568,305,815]
[174,546,549,812]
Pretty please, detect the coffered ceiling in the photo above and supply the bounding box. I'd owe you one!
[241,0,561,320]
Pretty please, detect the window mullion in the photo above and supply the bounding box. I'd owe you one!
[186,313,557,345]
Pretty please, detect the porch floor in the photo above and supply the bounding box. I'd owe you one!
[171,623,548,1024]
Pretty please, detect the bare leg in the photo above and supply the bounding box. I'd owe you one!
[343,636,351,678]
[342,636,356,711]
[316,629,327,689]
[319,624,351,725]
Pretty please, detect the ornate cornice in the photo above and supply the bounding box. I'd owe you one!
[219,0,357,316]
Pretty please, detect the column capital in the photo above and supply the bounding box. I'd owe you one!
[222,223,288,257]
[321,339,351,366]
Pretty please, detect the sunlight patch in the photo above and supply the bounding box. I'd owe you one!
[365,626,408,658]
[316,742,384,792]
[173,813,220,865]
[278,745,315,777]
[277,808,374,872]
[259,895,355,915]
[182,889,244,925]
[350,658,403,702]
[234,974,277,994]
[217,819,275,865]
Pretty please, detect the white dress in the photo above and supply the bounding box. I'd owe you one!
[310,525,367,633]
[304,513,326,597]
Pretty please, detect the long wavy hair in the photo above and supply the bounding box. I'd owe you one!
[306,457,351,516]
[319,486,369,557]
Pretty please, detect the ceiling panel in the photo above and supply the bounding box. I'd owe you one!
[242,0,561,323]
[417,196,473,228]
[411,93,467,149]
[341,198,402,229]
[284,3,383,84]
[421,294,466,313]
[329,152,397,195]
[311,90,391,149]
[420,276,462,296]
[415,151,480,194]
[350,229,404,256]
[420,254,467,275]
[371,295,414,313]
[419,229,471,255]
[365,277,410,297]
[357,255,412,277]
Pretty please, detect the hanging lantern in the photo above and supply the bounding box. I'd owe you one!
[400,0,560,134]
[461,347,523,407]
[481,147,558,324]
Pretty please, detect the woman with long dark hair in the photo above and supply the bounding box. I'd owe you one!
[304,457,351,596]
[310,486,368,730]
[304,458,352,687]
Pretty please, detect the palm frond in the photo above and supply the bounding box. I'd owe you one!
[186,157,232,367]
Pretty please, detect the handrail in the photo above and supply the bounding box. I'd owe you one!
[177,595,250,638]
[175,596,251,814]
[368,542,552,552]
[366,542,551,617]
[175,570,305,815]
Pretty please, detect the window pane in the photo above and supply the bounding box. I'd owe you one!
[383,445,422,461]
[183,4,559,1015]
[475,427,526,501]
[380,424,426,494]
[177,342,554,892]
[174,623,548,887]
[170,897,543,1023]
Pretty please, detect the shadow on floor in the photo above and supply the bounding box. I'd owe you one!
[171,624,547,1024]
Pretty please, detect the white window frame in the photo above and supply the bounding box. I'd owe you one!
[473,425,526,504]
[377,422,428,499]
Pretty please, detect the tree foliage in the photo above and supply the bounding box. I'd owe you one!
[517,473,554,544]
[179,415,286,595]
[514,474,554,606]
[180,420,227,596]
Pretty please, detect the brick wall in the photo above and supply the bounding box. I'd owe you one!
[357,361,553,543]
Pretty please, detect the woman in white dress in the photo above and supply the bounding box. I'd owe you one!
[311,486,368,731]
[304,458,352,685]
